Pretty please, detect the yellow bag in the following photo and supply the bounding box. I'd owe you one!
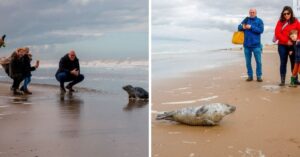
[232,31,244,44]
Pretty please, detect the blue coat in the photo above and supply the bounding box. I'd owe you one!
[238,16,264,48]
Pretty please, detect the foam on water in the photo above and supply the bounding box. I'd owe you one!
[40,59,148,69]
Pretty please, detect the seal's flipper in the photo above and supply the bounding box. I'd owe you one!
[156,111,175,120]
[196,106,208,116]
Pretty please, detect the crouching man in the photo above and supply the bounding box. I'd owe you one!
[55,50,84,93]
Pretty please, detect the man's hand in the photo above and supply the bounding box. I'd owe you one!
[245,24,251,29]
[287,40,293,46]
[242,24,246,29]
[70,69,79,76]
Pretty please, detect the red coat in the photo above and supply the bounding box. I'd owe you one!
[275,19,300,45]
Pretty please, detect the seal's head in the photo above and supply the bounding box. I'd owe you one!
[122,85,134,91]
[223,104,236,115]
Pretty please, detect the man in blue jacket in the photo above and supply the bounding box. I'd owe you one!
[55,50,84,93]
[238,8,264,82]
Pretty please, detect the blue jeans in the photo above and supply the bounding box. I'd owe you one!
[55,72,84,88]
[22,76,31,90]
[278,44,295,76]
[244,46,262,78]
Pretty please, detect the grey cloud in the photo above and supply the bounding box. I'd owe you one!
[152,0,295,38]
[152,0,297,52]
[0,0,148,47]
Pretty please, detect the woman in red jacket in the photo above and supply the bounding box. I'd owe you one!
[275,6,299,86]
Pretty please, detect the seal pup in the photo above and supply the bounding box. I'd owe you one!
[0,34,6,48]
[156,103,236,126]
[122,85,148,100]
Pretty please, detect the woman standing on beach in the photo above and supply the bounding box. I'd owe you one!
[275,6,300,86]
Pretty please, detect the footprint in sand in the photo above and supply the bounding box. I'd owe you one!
[238,148,265,157]
[261,85,281,93]
[182,141,197,144]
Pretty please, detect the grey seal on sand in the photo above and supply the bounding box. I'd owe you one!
[156,103,236,126]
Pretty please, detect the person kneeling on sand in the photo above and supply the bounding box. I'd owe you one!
[20,47,39,94]
[288,30,300,87]
[55,50,84,93]
[9,48,26,95]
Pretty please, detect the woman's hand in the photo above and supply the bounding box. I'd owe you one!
[35,60,40,69]
[287,40,293,45]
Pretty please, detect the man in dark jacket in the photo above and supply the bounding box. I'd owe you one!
[238,8,264,82]
[55,50,84,92]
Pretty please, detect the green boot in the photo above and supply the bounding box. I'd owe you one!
[289,77,297,87]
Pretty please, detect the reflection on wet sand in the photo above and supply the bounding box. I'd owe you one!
[58,92,84,138]
[0,83,148,157]
[12,96,28,103]
[123,99,148,111]
[59,92,83,115]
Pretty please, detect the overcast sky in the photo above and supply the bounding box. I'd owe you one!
[0,0,148,60]
[152,0,294,54]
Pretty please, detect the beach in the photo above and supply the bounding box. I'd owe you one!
[152,48,300,157]
[0,82,148,157]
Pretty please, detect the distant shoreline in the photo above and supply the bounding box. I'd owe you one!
[220,44,278,53]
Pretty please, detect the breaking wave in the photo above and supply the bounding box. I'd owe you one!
[39,59,148,69]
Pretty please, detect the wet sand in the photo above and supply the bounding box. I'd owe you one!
[152,52,300,157]
[0,83,148,157]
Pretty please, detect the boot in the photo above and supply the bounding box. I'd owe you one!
[289,77,297,87]
[23,89,32,95]
[279,75,285,86]
[13,89,23,95]
[66,84,75,92]
[20,86,32,95]
[246,77,253,81]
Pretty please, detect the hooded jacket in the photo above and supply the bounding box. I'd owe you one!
[238,16,264,48]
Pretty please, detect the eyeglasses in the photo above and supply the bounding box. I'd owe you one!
[283,12,291,16]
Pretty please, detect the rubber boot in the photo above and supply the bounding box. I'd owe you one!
[289,77,297,87]
[279,75,285,86]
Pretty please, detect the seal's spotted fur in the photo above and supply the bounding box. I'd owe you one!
[156,103,236,126]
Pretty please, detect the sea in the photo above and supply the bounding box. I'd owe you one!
[0,59,149,94]
[152,49,244,79]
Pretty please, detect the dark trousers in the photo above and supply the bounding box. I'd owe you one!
[278,44,296,77]
[12,75,24,90]
[55,72,84,88]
